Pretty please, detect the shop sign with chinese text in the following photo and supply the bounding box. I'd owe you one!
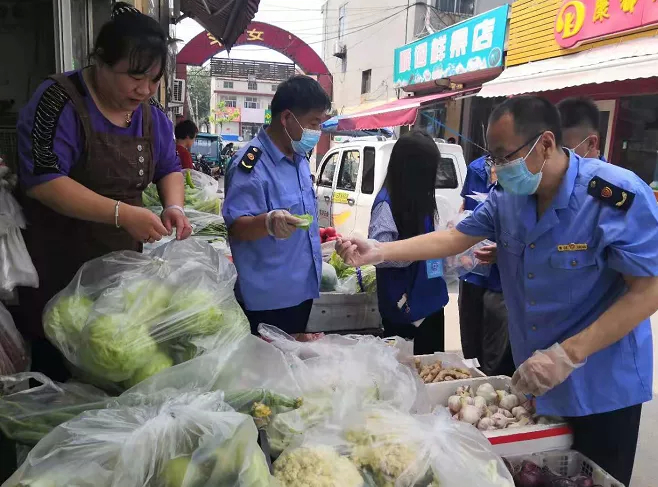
[555,0,658,48]
[393,5,509,88]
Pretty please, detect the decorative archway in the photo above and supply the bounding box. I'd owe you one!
[176,21,333,158]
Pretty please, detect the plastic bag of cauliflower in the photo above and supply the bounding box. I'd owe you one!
[4,390,278,487]
[42,238,249,392]
[272,402,514,487]
[259,325,429,455]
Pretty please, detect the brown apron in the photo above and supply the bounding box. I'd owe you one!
[15,73,156,341]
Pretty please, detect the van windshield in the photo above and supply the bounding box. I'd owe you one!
[192,138,219,158]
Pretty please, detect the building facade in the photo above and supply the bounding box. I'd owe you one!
[208,58,295,141]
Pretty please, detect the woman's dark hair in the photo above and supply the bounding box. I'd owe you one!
[91,2,168,80]
[384,131,439,239]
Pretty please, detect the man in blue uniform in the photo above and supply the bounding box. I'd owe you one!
[336,96,658,485]
[558,97,607,162]
[223,76,331,336]
[459,156,515,376]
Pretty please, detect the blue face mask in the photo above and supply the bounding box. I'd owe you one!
[495,137,546,195]
[286,113,321,156]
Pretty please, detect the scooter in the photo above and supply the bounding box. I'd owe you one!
[194,154,212,176]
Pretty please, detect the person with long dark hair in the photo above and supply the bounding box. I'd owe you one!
[369,131,448,354]
[11,2,192,381]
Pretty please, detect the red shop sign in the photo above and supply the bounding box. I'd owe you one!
[554,0,658,48]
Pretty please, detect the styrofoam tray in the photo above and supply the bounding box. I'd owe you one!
[427,376,573,456]
[506,450,624,487]
[412,352,485,390]
[307,292,380,333]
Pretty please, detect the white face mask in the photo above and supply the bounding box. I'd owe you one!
[571,135,593,158]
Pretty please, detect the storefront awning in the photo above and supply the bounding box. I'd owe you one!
[479,36,658,98]
[328,88,478,131]
[181,0,261,51]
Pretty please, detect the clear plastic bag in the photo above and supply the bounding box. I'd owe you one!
[148,206,227,238]
[43,238,249,391]
[0,372,109,445]
[328,251,376,294]
[273,404,514,487]
[0,302,28,375]
[5,390,277,487]
[143,169,222,215]
[442,211,492,282]
[0,182,39,297]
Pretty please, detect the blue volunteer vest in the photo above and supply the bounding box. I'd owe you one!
[373,189,449,324]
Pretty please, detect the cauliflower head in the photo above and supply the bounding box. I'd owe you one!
[273,446,363,487]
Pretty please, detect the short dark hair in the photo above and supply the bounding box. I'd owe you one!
[557,97,600,133]
[271,75,331,118]
[175,120,198,140]
[91,2,168,80]
[489,96,562,146]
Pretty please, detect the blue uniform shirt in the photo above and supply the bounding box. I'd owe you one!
[223,128,322,311]
[460,156,502,292]
[457,151,657,417]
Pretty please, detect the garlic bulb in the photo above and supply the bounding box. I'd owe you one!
[473,396,487,415]
[448,395,462,414]
[499,394,520,411]
[511,406,529,420]
[459,404,482,425]
[475,383,497,405]
[477,417,494,431]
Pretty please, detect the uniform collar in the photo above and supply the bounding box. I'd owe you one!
[470,156,489,181]
[552,149,580,210]
[256,126,300,166]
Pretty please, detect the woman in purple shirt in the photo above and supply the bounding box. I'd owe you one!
[11,3,191,380]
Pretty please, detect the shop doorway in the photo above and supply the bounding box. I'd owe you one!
[594,100,615,161]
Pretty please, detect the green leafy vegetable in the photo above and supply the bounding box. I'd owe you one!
[124,351,174,388]
[44,295,94,350]
[294,214,314,230]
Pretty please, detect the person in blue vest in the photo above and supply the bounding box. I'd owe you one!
[222,76,331,336]
[458,156,516,376]
[557,97,607,162]
[369,131,448,354]
[336,96,658,485]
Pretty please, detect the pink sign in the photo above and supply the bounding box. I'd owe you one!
[554,0,658,48]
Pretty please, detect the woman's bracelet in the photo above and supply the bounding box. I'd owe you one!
[163,205,185,217]
[114,201,121,228]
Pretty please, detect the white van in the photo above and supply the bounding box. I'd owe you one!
[315,140,467,238]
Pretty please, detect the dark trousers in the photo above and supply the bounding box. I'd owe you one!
[382,308,445,355]
[566,404,642,486]
[458,280,515,376]
[239,299,313,336]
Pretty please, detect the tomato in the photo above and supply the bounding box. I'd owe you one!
[319,228,327,238]
[325,227,337,238]
[326,236,338,242]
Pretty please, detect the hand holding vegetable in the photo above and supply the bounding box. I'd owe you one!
[512,343,584,397]
[335,237,384,267]
[119,204,168,243]
[266,210,304,239]
[161,206,193,240]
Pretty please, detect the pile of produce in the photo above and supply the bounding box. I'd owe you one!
[43,239,249,391]
[505,459,602,487]
[414,358,472,383]
[319,226,340,243]
[0,303,28,375]
[142,169,222,215]
[446,383,539,431]
[3,391,277,487]
[273,405,515,487]
[320,251,376,294]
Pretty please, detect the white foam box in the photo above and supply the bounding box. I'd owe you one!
[426,376,574,456]
[412,352,486,393]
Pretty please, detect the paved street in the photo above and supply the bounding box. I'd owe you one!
[442,285,657,486]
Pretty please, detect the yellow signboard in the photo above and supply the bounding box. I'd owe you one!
[507,0,658,66]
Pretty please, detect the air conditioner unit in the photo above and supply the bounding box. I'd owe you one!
[173,106,184,116]
[172,79,185,104]
[332,41,347,59]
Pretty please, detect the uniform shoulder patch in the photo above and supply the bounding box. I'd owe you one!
[149,97,165,113]
[587,176,635,211]
[239,146,262,173]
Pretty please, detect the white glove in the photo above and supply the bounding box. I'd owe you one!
[335,237,384,267]
[511,343,584,397]
[266,210,303,239]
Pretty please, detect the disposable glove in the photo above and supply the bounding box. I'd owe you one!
[511,343,584,397]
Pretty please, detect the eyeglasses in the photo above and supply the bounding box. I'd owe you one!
[485,132,544,167]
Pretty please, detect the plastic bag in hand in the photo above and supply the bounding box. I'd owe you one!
[4,390,276,487]
[147,206,227,238]
[42,239,249,391]
[442,211,492,282]
[0,372,109,445]
[0,184,38,296]
[0,302,28,375]
[273,403,513,487]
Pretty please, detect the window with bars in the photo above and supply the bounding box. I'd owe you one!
[244,97,259,109]
[220,95,237,108]
[248,81,258,90]
[361,69,372,94]
[223,81,234,89]
[434,0,474,15]
[338,4,347,40]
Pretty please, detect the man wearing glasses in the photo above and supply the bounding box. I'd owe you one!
[336,96,658,485]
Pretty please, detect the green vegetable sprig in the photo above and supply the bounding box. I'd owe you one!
[294,214,314,230]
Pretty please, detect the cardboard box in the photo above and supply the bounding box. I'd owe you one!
[427,376,573,456]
